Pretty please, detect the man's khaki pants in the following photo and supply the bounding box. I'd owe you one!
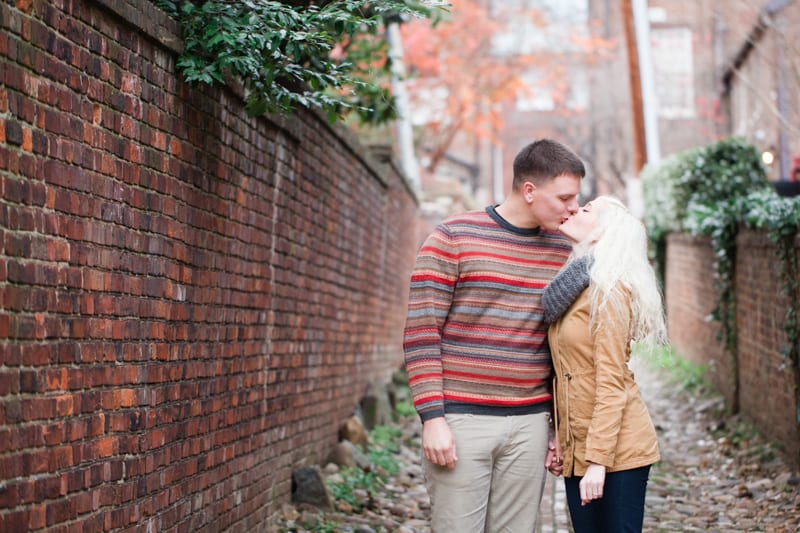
[424,412,549,533]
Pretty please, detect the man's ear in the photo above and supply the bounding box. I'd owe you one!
[523,181,537,203]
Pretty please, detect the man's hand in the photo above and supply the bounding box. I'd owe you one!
[579,463,606,505]
[422,417,457,469]
[544,433,563,476]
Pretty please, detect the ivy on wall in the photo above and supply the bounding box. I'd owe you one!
[740,190,800,408]
[643,137,800,419]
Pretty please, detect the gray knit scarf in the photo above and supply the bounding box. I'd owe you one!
[542,256,592,324]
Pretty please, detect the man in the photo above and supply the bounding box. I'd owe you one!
[403,139,585,532]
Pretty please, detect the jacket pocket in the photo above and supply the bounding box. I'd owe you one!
[564,367,595,439]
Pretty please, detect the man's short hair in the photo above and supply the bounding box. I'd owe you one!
[512,139,586,189]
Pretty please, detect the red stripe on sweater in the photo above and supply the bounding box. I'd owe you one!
[420,247,565,267]
[446,370,547,384]
[420,245,457,259]
[444,393,551,405]
[410,273,456,285]
[459,251,565,267]
[459,274,547,288]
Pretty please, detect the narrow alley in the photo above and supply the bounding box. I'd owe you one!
[4,3,800,532]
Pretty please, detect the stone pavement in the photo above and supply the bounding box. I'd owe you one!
[633,358,800,533]
[538,357,800,532]
[537,472,570,533]
[276,357,800,532]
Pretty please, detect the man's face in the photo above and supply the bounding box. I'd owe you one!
[529,173,581,231]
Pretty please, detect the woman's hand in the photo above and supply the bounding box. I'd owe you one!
[579,463,606,505]
[544,430,563,476]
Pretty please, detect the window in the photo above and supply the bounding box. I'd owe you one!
[490,0,589,56]
[650,27,695,119]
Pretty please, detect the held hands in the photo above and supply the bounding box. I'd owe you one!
[579,463,606,506]
[422,417,457,469]
[544,432,564,477]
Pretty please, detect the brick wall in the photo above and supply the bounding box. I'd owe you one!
[665,231,800,466]
[0,1,420,531]
[734,230,800,464]
[665,234,731,402]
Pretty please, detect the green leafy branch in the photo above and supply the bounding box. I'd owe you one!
[156,0,441,123]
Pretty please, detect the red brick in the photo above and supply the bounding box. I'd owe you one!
[118,388,138,408]
[54,394,74,416]
[0,510,30,531]
[22,504,46,530]
[96,436,116,458]
[30,477,60,502]
[21,126,32,151]
[46,498,73,526]
[88,413,107,437]
[42,368,66,391]
[65,418,86,442]
[16,0,34,14]
[41,422,65,446]
[50,445,73,470]
[68,492,92,516]
[22,449,50,475]
[0,482,19,508]
[22,396,53,420]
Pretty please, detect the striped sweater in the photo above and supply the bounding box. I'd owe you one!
[403,206,572,421]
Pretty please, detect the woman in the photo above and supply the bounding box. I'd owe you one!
[542,196,667,532]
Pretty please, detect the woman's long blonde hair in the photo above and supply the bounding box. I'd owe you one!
[572,196,668,347]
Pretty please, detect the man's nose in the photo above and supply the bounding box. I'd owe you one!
[567,200,579,214]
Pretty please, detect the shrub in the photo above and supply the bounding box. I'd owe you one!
[642,137,769,283]
[677,137,769,212]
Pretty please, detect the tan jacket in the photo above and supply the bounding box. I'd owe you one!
[548,289,660,477]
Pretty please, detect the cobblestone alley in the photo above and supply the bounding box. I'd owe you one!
[277,357,800,533]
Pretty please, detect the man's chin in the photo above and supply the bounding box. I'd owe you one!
[543,223,562,232]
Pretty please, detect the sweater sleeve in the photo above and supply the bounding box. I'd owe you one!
[403,225,458,421]
[583,295,632,467]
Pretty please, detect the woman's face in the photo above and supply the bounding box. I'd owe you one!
[558,198,603,243]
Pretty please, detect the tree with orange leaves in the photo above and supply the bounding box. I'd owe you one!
[402,0,614,174]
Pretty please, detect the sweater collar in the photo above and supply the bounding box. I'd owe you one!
[486,205,542,236]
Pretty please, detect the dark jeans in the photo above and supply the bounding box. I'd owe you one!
[564,465,651,533]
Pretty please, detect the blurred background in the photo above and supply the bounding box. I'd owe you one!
[360,0,800,234]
